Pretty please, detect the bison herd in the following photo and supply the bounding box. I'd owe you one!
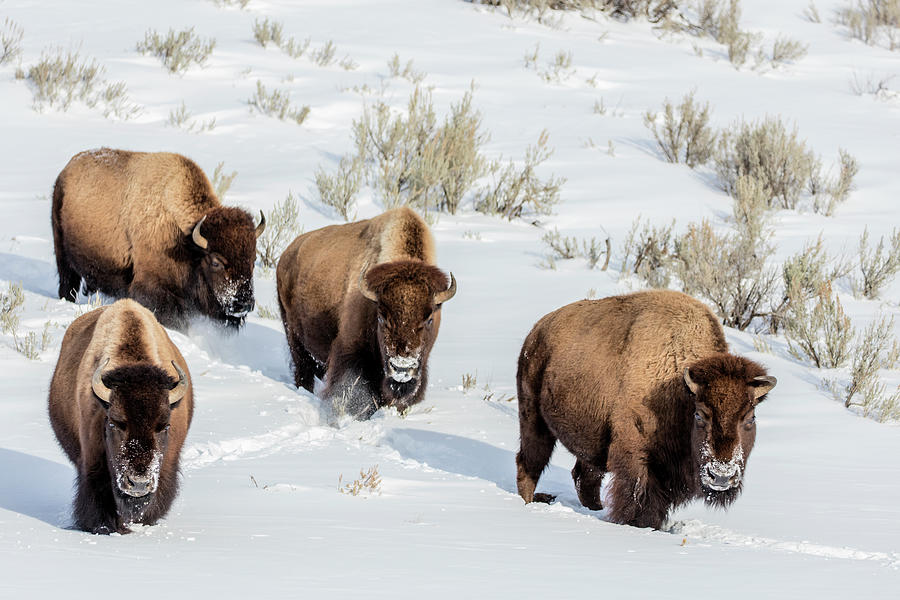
[44,148,776,535]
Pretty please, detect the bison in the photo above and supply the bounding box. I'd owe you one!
[276,207,456,419]
[52,148,265,330]
[49,299,194,534]
[516,290,776,529]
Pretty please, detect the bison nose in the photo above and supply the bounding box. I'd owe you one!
[705,465,739,490]
[121,473,155,497]
[388,356,419,383]
[234,299,254,314]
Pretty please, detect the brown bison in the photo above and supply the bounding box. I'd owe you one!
[276,207,456,419]
[49,299,194,534]
[52,148,265,330]
[516,290,776,529]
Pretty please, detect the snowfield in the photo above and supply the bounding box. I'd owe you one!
[1,0,899,597]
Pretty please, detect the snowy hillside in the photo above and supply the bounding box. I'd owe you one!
[1,0,899,597]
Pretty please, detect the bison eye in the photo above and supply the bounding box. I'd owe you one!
[426,316,434,328]
[156,423,171,433]
[210,257,224,270]
[694,412,707,426]
[108,419,126,430]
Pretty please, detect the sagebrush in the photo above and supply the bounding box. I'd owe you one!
[1,17,24,65]
[136,28,216,74]
[257,192,303,269]
[643,91,715,168]
[248,80,310,124]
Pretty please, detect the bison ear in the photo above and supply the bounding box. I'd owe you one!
[749,375,777,402]
[683,367,701,396]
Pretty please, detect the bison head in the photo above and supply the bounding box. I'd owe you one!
[359,260,456,403]
[91,359,188,524]
[189,206,265,327]
[683,354,776,507]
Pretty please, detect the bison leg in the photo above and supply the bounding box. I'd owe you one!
[572,459,605,511]
[52,178,82,302]
[286,332,324,393]
[73,461,122,534]
[53,236,81,302]
[515,409,557,504]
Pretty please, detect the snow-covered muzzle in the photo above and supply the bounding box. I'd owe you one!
[114,440,162,498]
[215,277,255,319]
[387,355,420,383]
[700,443,744,492]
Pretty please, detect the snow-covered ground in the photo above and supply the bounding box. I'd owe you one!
[1,0,899,597]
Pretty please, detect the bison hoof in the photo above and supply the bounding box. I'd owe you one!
[532,492,557,504]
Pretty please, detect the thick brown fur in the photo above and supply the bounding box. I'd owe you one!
[516,290,775,529]
[52,148,261,329]
[276,207,455,419]
[48,299,194,534]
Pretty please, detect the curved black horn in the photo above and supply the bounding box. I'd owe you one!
[434,272,457,305]
[191,216,209,250]
[168,361,188,405]
[91,358,112,405]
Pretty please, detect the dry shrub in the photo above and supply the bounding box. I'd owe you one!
[26,47,139,118]
[252,18,284,48]
[545,229,610,269]
[674,219,777,330]
[387,53,426,83]
[311,40,337,67]
[1,282,24,335]
[339,465,382,496]
[714,116,819,210]
[474,130,564,220]
[168,101,216,133]
[770,36,808,65]
[257,192,302,269]
[248,80,310,125]
[27,48,102,110]
[809,149,859,216]
[315,157,363,221]
[835,0,900,50]
[322,86,561,220]
[854,227,900,299]
[1,17,24,65]
[211,162,237,200]
[841,315,900,421]
[352,85,487,214]
[784,282,853,368]
[621,217,675,288]
[136,28,216,74]
[473,0,678,22]
[643,91,715,168]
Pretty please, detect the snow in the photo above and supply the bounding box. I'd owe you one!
[1,0,899,597]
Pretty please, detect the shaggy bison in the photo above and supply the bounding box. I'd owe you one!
[277,207,456,419]
[516,290,776,529]
[49,299,194,534]
[52,148,265,329]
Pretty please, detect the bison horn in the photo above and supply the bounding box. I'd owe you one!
[358,268,378,302]
[750,375,777,400]
[255,210,266,238]
[168,360,188,405]
[191,216,209,250]
[91,358,113,405]
[683,367,700,396]
[434,272,457,305]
